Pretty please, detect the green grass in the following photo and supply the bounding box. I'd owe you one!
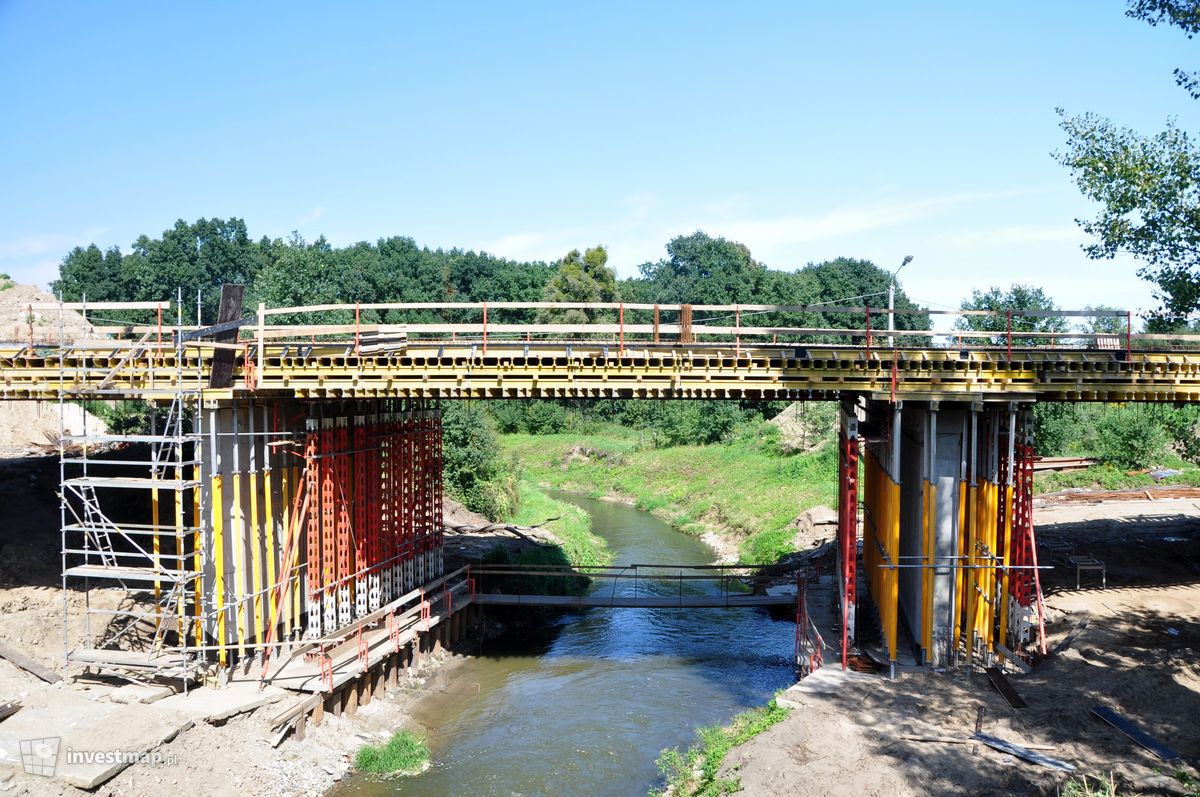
[1036,461,1200,494]
[651,699,791,797]
[500,425,838,565]
[354,730,430,775]
[505,481,612,569]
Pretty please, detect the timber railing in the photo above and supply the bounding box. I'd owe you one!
[8,298,1200,354]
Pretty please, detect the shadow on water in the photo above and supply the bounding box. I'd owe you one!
[337,490,797,797]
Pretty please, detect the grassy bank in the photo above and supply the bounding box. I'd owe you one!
[651,699,791,797]
[504,481,612,568]
[355,730,430,775]
[500,425,837,564]
[1036,458,1200,494]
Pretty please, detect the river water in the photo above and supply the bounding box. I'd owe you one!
[338,492,796,797]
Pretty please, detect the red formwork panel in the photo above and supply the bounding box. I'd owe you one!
[1009,442,1035,607]
[367,413,383,607]
[305,426,322,637]
[335,421,352,625]
[433,411,443,550]
[353,417,368,617]
[378,412,393,600]
[319,425,336,631]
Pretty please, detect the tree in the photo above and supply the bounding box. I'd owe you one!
[53,244,126,302]
[537,246,619,326]
[1057,1,1200,323]
[1126,1,1200,98]
[638,231,765,305]
[954,285,1069,347]
[797,258,930,339]
[1056,113,1200,323]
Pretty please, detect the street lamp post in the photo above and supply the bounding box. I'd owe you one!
[888,255,914,348]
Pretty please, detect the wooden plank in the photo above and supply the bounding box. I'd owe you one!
[0,642,62,683]
[994,643,1033,674]
[1091,705,1181,761]
[984,666,1028,708]
[208,284,244,389]
[972,733,1075,771]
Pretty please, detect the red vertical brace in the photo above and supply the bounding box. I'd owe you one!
[379,414,393,587]
[838,417,859,670]
[320,426,336,615]
[619,303,625,355]
[433,411,443,550]
[335,421,352,623]
[354,418,368,613]
[369,415,382,589]
[864,307,872,358]
[397,413,409,572]
[305,429,321,598]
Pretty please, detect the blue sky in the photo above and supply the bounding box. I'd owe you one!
[1,1,1196,318]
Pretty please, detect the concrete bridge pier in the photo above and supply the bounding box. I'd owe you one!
[843,398,1041,673]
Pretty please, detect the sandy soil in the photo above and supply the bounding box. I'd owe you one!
[0,446,539,797]
[722,496,1200,797]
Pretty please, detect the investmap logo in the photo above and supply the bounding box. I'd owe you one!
[4,736,176,776]
[18,737,60,776]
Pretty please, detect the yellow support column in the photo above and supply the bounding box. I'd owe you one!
[231,424,247,659]
[263,458,277,642]
[886,475,900,663]
[277,463,288,637]
[249,456,263,648]
[213,474,227,668]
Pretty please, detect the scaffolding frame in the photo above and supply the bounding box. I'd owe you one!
[59,294,209,687]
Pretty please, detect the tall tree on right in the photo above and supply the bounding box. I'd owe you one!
[1057,1,1200,327]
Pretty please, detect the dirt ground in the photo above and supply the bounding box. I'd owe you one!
[723,495,1200,796]
[0,445,552,797]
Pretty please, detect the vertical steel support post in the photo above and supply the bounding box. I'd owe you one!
[837,402,858,669]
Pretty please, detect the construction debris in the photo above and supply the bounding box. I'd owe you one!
[984,666,1027,708]
[0,641,61,683]
[1091,705,1182,761]
[971,732,1076,771]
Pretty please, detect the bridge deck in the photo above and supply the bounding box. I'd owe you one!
[3,341,1200,402]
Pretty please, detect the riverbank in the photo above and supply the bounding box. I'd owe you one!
[500,427,838,565]
[681,494,1200,797]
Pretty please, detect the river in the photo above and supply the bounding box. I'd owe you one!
[337,491,796,796]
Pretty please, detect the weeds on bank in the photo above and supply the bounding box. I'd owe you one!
[354,729,430,775]
[651,699,791,797]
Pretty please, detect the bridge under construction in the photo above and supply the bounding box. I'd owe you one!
[6,292,1199,711]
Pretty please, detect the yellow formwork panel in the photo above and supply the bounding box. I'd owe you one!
[998,484,1013,649]
[231,469,246,658]
[8,344,1200,402]
[885,476,900,662]
[193,463,202,648]
[249,469,262,646]
[265,462,278,640]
